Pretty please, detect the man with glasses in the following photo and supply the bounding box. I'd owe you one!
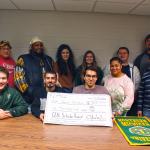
[73,66,109,94]
[15,37,54,105]
[0,41,16,87]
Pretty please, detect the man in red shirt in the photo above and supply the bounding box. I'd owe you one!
[0,41,16,87]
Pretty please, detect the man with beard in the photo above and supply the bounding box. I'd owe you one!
[31,71,71,122]
[15,37,54,105]
[73,66,109,94]
[134,34,150,76]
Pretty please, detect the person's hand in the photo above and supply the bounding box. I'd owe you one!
[112,114,115,122]
[137,111,142,117]
[112,112,121,122]
[39,113,44,122]
[0,109,12,119]
[114,111,122,116]
[56,73,62,87]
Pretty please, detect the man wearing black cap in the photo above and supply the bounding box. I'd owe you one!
[15,37,54,105]
[134,34,150,76]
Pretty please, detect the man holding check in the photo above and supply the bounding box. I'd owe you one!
[73,66,109,95]
[31,70,71,122]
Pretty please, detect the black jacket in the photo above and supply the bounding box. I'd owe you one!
[15,51,54,104]
[31,86,72,118]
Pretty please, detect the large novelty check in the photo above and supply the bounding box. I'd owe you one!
[44,93,113,127]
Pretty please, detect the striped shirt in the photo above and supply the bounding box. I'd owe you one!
[137,68,150,111]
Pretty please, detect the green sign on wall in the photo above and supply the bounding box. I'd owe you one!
[115,116,150,145]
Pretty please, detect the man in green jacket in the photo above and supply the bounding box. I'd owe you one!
[0,66,28,119]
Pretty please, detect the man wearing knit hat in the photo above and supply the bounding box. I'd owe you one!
[15,37,54,105]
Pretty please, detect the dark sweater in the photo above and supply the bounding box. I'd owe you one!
[15,51,54,104]
[31,86,71,118]
[137,68,150,112]
[0,86,28,117]
[134,50,150,76]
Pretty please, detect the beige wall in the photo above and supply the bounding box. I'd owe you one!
[0,10,150,68]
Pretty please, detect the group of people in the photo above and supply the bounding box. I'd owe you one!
[0,34,150,121]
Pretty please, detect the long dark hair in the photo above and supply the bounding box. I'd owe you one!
[56,44,76,77]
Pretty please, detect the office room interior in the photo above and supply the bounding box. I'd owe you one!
[0,0,150,68]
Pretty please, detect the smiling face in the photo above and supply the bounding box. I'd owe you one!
[61,48,70,62]
[85,53,94,66]
[0,72,8,91]
[84,70,97,89]
[110,60,122,77]
[44,73,57,89]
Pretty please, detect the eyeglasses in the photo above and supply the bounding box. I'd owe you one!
[85,74,97,78]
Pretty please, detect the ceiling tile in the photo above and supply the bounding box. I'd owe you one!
[0,0,17,9]
[131,0,150,15]
[11,0,54,10]
[144,0,150,4]
[0,0,149,16]
[96,0,142,3]
[54,0,95,12]
[94,1,142,14]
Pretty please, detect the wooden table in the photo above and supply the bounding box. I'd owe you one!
[0,114,149,150]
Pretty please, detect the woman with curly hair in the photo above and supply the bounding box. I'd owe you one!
[75,50,103,86]
[54,44,76,90]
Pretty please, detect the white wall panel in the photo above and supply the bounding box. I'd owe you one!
[0,10,150,68]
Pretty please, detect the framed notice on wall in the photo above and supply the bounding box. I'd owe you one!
[44,92,113,127]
